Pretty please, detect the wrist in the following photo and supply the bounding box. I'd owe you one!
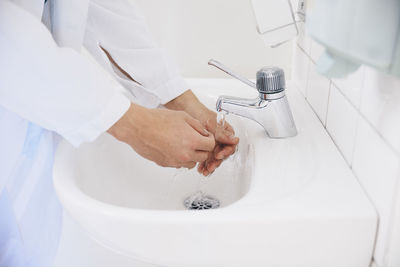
[165,90,216,124]
[164,90,193,111]
[107,103,146,143]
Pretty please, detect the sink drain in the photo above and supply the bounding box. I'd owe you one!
[184,192,220,210]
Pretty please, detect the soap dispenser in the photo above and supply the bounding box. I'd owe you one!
[307,0,400,78]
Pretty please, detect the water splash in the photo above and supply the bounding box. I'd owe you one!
[164,168,187,202]
[165,110,244,210]
[216,111,226,128]
[216,110,239,162]
[187,111,237,203]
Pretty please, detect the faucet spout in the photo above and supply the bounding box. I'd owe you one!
[210,59,297,138]
[217,94,297,138]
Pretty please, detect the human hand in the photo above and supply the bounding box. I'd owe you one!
[108,103,215,169]
[197,115,239,176]
[165,90,239,175]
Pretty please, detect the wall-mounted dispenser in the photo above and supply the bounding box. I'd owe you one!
[307,0,400,78]
[251,0,306,47]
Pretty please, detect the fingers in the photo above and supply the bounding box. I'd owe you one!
[192,151,210,162]
[203,169,210,176]
[215,144,237,160]
[205,118,216,134]
[180,161,197,169]
[194,134,215,152]
[185,115,215,152]
[182,115,239,175]
[224,123,236,137]
[215,122,239,145]
[185,116,210,137]
[206,159,223,173]
[197,161,206,173]
[197,143,237,176]
[213,145,224,159]
[215,130,239,145]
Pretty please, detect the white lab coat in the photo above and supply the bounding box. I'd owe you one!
[0,0,188,146]
[0,1,187,266]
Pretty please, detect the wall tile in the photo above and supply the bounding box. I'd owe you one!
[332,66,365,109]
[310,40,325,63]
[360,67,400,154]
[291,44,310,97]
[352,118,400,266]
[292,17,400,267]
[306,62,331,125]
[326,84,359,165]
[387,180,400,267]
[296,22,312,55]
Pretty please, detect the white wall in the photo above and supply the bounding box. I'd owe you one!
[133,0,293,79]
[292,19,400,267]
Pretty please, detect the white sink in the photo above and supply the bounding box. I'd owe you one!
[53,79,377,267]
[69,115,252,211]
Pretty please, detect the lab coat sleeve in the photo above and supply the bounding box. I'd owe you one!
[0,1,131,147]
[83,0,188,105]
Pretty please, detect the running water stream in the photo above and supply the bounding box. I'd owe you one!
[181,111,229,210]
[165,111,238,210]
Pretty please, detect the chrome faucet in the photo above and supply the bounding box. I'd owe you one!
[209,59,297,138]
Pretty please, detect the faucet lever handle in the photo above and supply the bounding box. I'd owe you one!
[208,59,257,89]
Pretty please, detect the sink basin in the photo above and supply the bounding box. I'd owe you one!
[71,114,253,210]
[53,79,377,267]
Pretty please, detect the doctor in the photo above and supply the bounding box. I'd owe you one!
[0,0,239,266]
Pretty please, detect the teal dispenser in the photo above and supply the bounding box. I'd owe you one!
[306,0,400,78]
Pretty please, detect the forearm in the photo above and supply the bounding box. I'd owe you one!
[164,90,216,125]
[107,103,148,143]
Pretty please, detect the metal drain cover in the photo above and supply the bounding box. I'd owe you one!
[184,192,220,210]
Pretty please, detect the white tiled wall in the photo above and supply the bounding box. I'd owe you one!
[306,55,331,125]
[292,23,400,267]
[326,83,358,164]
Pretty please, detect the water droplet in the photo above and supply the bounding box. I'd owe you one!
[216,111,226,128]
[164,168,189,202]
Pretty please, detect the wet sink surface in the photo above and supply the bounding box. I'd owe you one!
[53,79,377,267]
[74,105,253,210]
